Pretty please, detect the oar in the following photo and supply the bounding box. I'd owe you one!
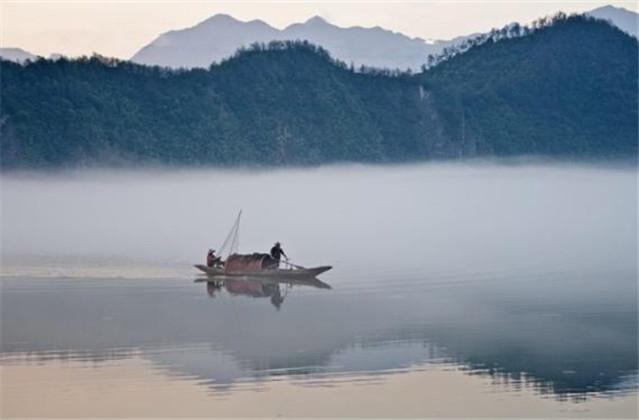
[283,259,306,270]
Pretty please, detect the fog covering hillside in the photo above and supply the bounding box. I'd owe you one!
[1,15,637,169]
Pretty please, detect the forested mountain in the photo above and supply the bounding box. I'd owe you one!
[1,15,637,169]
[420,13,638,156]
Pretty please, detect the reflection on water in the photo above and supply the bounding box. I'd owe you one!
[201,276,331,310]
[1,164,637,417]
[4,356,635,418]
[1,269,637,416]
[1,268,636,402]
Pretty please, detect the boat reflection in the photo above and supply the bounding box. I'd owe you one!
[2,273,635,400]
[199,276,331,310]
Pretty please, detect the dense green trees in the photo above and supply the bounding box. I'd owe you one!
[421,14,638,157]
[1,16,636,169]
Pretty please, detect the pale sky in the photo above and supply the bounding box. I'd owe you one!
[1,0,637,59]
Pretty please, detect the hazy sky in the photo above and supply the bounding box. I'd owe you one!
[1,0,637,59]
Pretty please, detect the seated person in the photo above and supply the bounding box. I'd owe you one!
[206,249,222,267]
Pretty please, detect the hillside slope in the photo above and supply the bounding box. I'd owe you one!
[1,42,442,167]
[422,14,638,157]
[1,16,636,168]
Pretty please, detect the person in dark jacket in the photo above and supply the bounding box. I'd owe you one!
[270,242,287,268]
[206,249,221,267]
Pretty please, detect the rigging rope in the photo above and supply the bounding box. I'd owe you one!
[217,210,242,258]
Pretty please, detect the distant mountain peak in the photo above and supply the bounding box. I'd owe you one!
[196,13,276,32]
[131,13,450,70]
[595,5,630,12]
[203,13,238,24]
[130,7,637,70]
[247,18,269,25]
[305,15,330,25]
[0,47,39,63]
[586,5,638,37]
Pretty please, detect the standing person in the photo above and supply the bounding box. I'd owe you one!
[270,242,287,268]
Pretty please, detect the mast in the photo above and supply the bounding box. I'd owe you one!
[218,210,242,258]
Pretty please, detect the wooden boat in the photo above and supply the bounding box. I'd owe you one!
[194,263,332,279]
[196,211,332,280]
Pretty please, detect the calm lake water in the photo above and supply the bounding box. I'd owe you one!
[1,163,637,417]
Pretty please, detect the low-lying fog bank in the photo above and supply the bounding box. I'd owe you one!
[1,162,636,277]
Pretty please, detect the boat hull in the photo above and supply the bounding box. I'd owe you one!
[194,264,332,279]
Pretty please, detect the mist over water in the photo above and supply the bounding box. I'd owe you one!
[2,163,636,274]
[1,162,637,417]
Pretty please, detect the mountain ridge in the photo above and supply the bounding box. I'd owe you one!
[3,5,635,68]
[0,47,38,63]
[1,15,636,169]
[587,5,638,36]
[131,13,466,70]
[130,6,637,70]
